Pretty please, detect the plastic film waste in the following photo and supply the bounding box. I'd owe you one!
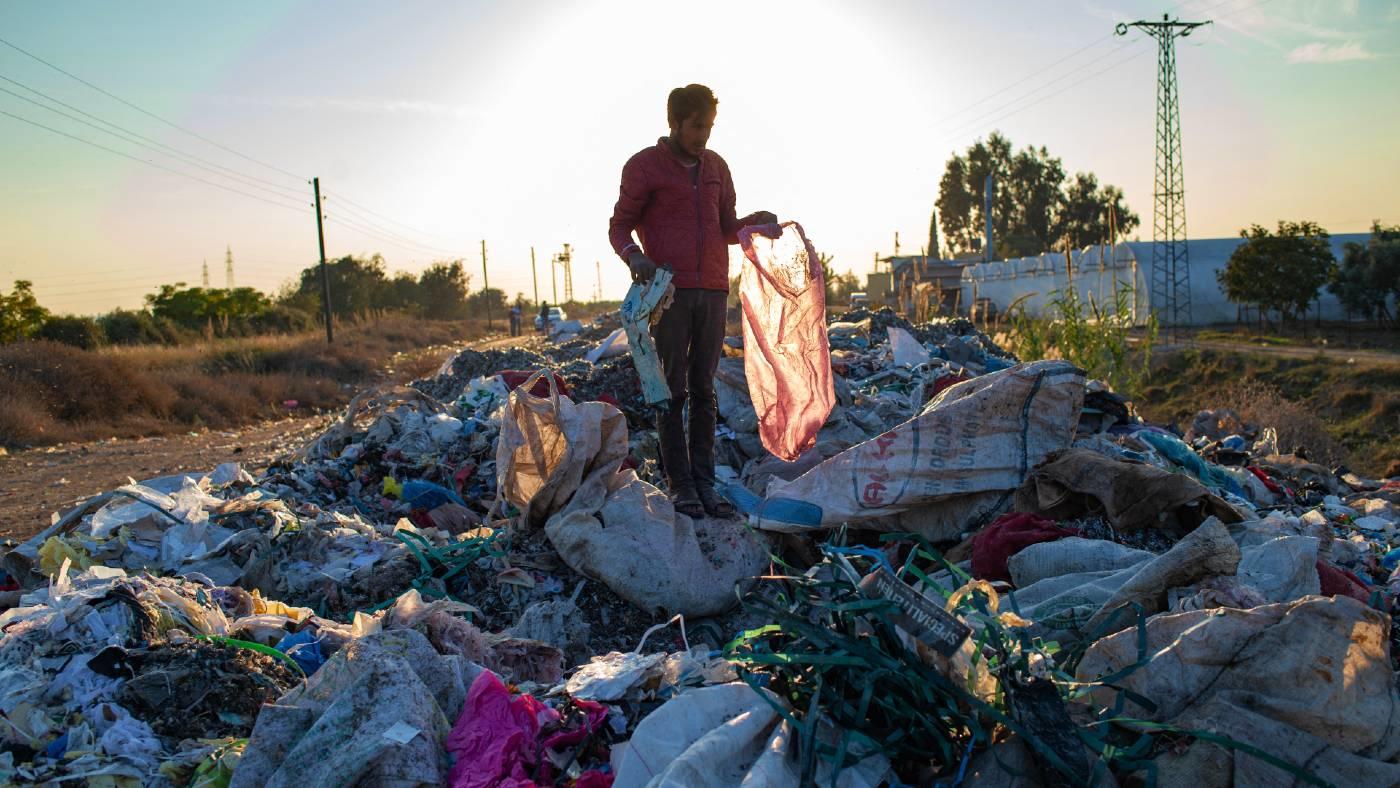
[738,222,835,461]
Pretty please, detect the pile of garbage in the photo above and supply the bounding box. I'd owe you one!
[2,285,1398,784]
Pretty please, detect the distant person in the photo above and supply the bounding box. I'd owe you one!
[608,83,776,519]
[508,304,522,336]
[539,301,550,335]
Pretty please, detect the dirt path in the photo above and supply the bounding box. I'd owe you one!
[1155,338,1400,365]
[0,415,335,541]
[0,332,533,543]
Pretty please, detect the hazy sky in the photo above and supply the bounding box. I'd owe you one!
[1,0,1396,314]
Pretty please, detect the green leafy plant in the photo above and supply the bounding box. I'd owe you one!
[724,536,1330,786]
[1000,282,1157,397]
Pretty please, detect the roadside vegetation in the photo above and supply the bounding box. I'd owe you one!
[1138,348,1398,476]
[0,316,490,448]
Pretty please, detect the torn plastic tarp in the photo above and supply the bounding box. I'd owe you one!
[621,265,675,406]
[738,222,835,461]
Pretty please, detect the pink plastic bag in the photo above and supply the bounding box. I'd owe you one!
[447,671,558,788]
[738,222,835,461]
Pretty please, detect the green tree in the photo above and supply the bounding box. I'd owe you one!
[1217,220,1335,325]
[935,155,977,253]
[389,271,422,312]
[466,287,507,316]
[927,207,941,259]
[147,284,272,334]
[98,308,167,345]
[416,261,471,319]
[1329,221,1400,325]
[291,255,393,319]
[937,132,1138,258]
[1055,173,1141,249]
[37,315,104,349]
[0,280,49,343]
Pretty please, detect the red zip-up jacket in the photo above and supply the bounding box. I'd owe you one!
[608,138,748,291]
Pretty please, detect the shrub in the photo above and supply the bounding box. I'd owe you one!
[99,309,167,345]
[36,315,105,349]
[0,340,175,426]
[1217,220,1335,324]
[1217,379,1348,466]
[999,282,1157,397]
[247,304,316,335]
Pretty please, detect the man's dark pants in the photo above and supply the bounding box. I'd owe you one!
[651,288,727,496]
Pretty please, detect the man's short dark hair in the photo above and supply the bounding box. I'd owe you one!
[667,84,718,125]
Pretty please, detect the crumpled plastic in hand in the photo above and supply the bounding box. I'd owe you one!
[737,222,835,461]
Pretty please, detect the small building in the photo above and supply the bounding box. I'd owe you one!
[882,255,972,319]
[863,271,893,306]
[959,234,1371,326]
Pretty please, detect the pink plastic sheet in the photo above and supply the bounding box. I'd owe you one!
[447,671,559,788]
[446,671,612,788]
[738,222,835,461]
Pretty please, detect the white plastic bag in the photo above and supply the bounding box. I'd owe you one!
[887,325,931,368]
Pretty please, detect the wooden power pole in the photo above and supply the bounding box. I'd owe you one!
[480,239,493,329]
[312,177,333,343]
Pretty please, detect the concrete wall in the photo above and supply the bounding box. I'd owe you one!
[959,234,1369,326]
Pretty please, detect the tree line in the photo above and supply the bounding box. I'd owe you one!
[1219,221,1400,328]
[935,131,1141,259]
[0,256,522,349]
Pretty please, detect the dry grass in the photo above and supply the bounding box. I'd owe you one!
[0,316,494,448]
[1214,379,1350,467]
[1137,348,1400,476]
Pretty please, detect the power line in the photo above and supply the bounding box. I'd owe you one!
[328,192,457,242]
[0,82,309,204]
[0,35,306,184]
[0,107,310,213]
[930,0,1273,152]
[0,72,308,199]
[934,37,1141,148]
[320,208,470,260]
[930,33,1117,131]
[323,213,469,260]
[322,194,469,257]
[938,48,1152,149]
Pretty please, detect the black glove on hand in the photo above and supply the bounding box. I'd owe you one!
[628,251,659,284]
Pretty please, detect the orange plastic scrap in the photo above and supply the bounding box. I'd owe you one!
[738,222,835,462]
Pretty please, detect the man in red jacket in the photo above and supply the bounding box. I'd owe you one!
[608,83,775,519]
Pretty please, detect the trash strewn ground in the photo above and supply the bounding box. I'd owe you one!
[0,301,1396,786]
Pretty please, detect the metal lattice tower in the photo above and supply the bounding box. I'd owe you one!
[552,244,574,303]
[225,245,235,289]
[1117,14,1209,337]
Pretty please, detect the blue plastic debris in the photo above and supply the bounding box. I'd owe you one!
[400,479,466,509]
[274,630,326,674]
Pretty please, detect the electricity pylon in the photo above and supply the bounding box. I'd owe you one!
[1117,14,1210,338]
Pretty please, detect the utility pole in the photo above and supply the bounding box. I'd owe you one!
[1117,13,1210,340]
[312,177,333,343]
[594,260,601,302]
[530,246,539,306]
[480,239,493,329]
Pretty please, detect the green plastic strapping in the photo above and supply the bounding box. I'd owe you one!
[193,634,305,678]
